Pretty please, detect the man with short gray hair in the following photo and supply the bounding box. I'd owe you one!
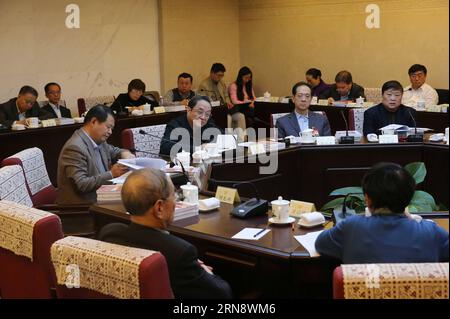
[99,168,233,299]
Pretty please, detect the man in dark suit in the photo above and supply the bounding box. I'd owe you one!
[319,70,365,105]
[57,105,134,205]
[363,80,417,136]
[41,82,72,118]
[0,85,51,128]
[277,81,331,138]
[99,168,233,299]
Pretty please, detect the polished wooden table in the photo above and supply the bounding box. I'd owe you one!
[91,201,449,298]
[207,139,449,210]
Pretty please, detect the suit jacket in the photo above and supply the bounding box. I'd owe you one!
[276,111,331,139]
[99,222,233,299]
[197,77,231,106]
[319,82,366,101]
[363,103,416,136]
[41,103,72,119]
[160,114,223,155]
[0,98,52,128]
[57,129,123,205]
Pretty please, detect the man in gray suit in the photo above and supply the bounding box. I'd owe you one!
[57,105,134,205]
[277,82,331,139]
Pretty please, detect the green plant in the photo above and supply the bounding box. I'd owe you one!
[320,162,439,215]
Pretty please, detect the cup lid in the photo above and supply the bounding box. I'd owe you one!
[181,182,198,190]
[271,196,289,206]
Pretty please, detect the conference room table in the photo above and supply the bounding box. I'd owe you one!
[206,138,449,210]
[91,198,449,298]
[0,102,447,187]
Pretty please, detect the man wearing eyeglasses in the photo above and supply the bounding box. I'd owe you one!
[402,64,438,108]
[160,96,222,156]
[0,85,51,128]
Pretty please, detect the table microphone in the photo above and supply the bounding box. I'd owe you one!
[339,110,354,144]
[332,192,362,224]
[406,109,423,142]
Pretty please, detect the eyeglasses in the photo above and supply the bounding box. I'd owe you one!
[410,72,425,78]
[47,90,61,95]
[294,93,311,99]
[192,108,211,118]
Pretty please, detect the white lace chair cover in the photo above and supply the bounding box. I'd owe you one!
[365,88,382,104]
[342,263,449,299]
[0,200,54,260]
[84,95,115,110]
[131,124,167,158]
[349,108,366,134]
[5,147,52,196]
[51,236,158,299]
[0,166,33,207]
[271,112,289,127]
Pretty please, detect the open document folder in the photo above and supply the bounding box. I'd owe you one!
[118,158,167,170]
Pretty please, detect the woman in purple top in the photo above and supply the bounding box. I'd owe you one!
[306,68,331,97]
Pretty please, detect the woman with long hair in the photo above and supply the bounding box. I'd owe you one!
[228,66,256,140]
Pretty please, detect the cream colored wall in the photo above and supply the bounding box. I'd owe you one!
[0,0,160,115]
[239,0,449,97]
[159,0,240,95]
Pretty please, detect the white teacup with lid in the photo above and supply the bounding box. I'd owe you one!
[271,196,290,222]
[180,182,198,204]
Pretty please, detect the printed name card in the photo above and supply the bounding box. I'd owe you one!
[215,186,240,204]
[318,99,328,106]
[154,106,166,114]
[41,119,57,127]
[316,136,336,145]
[289,200,317,218]
[379,134,399,144]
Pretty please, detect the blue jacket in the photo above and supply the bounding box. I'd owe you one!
[315,214,449,264]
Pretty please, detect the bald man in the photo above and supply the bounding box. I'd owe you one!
[99,168,232,299]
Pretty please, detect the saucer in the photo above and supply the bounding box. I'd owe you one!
[298,220,325,228]
[11,125,26,131]
[268,217,296,225]
[199,205,220,213]
[299,139,316,144]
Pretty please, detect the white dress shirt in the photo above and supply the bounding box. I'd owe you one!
[49,102,62,118]
[402,83,439,108]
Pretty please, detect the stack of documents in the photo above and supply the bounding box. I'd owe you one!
[174,202,199,221]
[96,185,122,203]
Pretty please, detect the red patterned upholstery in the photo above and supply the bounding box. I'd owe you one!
[121,124,167,158]
[0,202,63,298]
[2,147,56,206]
[333,266,345,299]
[333,263,449,299]
[77,95,115,117]
[348,108,366,134]
[51,236,173,299]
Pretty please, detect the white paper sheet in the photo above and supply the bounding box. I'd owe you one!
[294,230,324,257]
[232,228,271,240]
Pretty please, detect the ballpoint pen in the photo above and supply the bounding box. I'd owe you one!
[253,228,267,238]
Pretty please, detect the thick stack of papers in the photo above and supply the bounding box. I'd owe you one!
[379,124,432,134]
[96,185,122,203]
[174,201,199,221]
